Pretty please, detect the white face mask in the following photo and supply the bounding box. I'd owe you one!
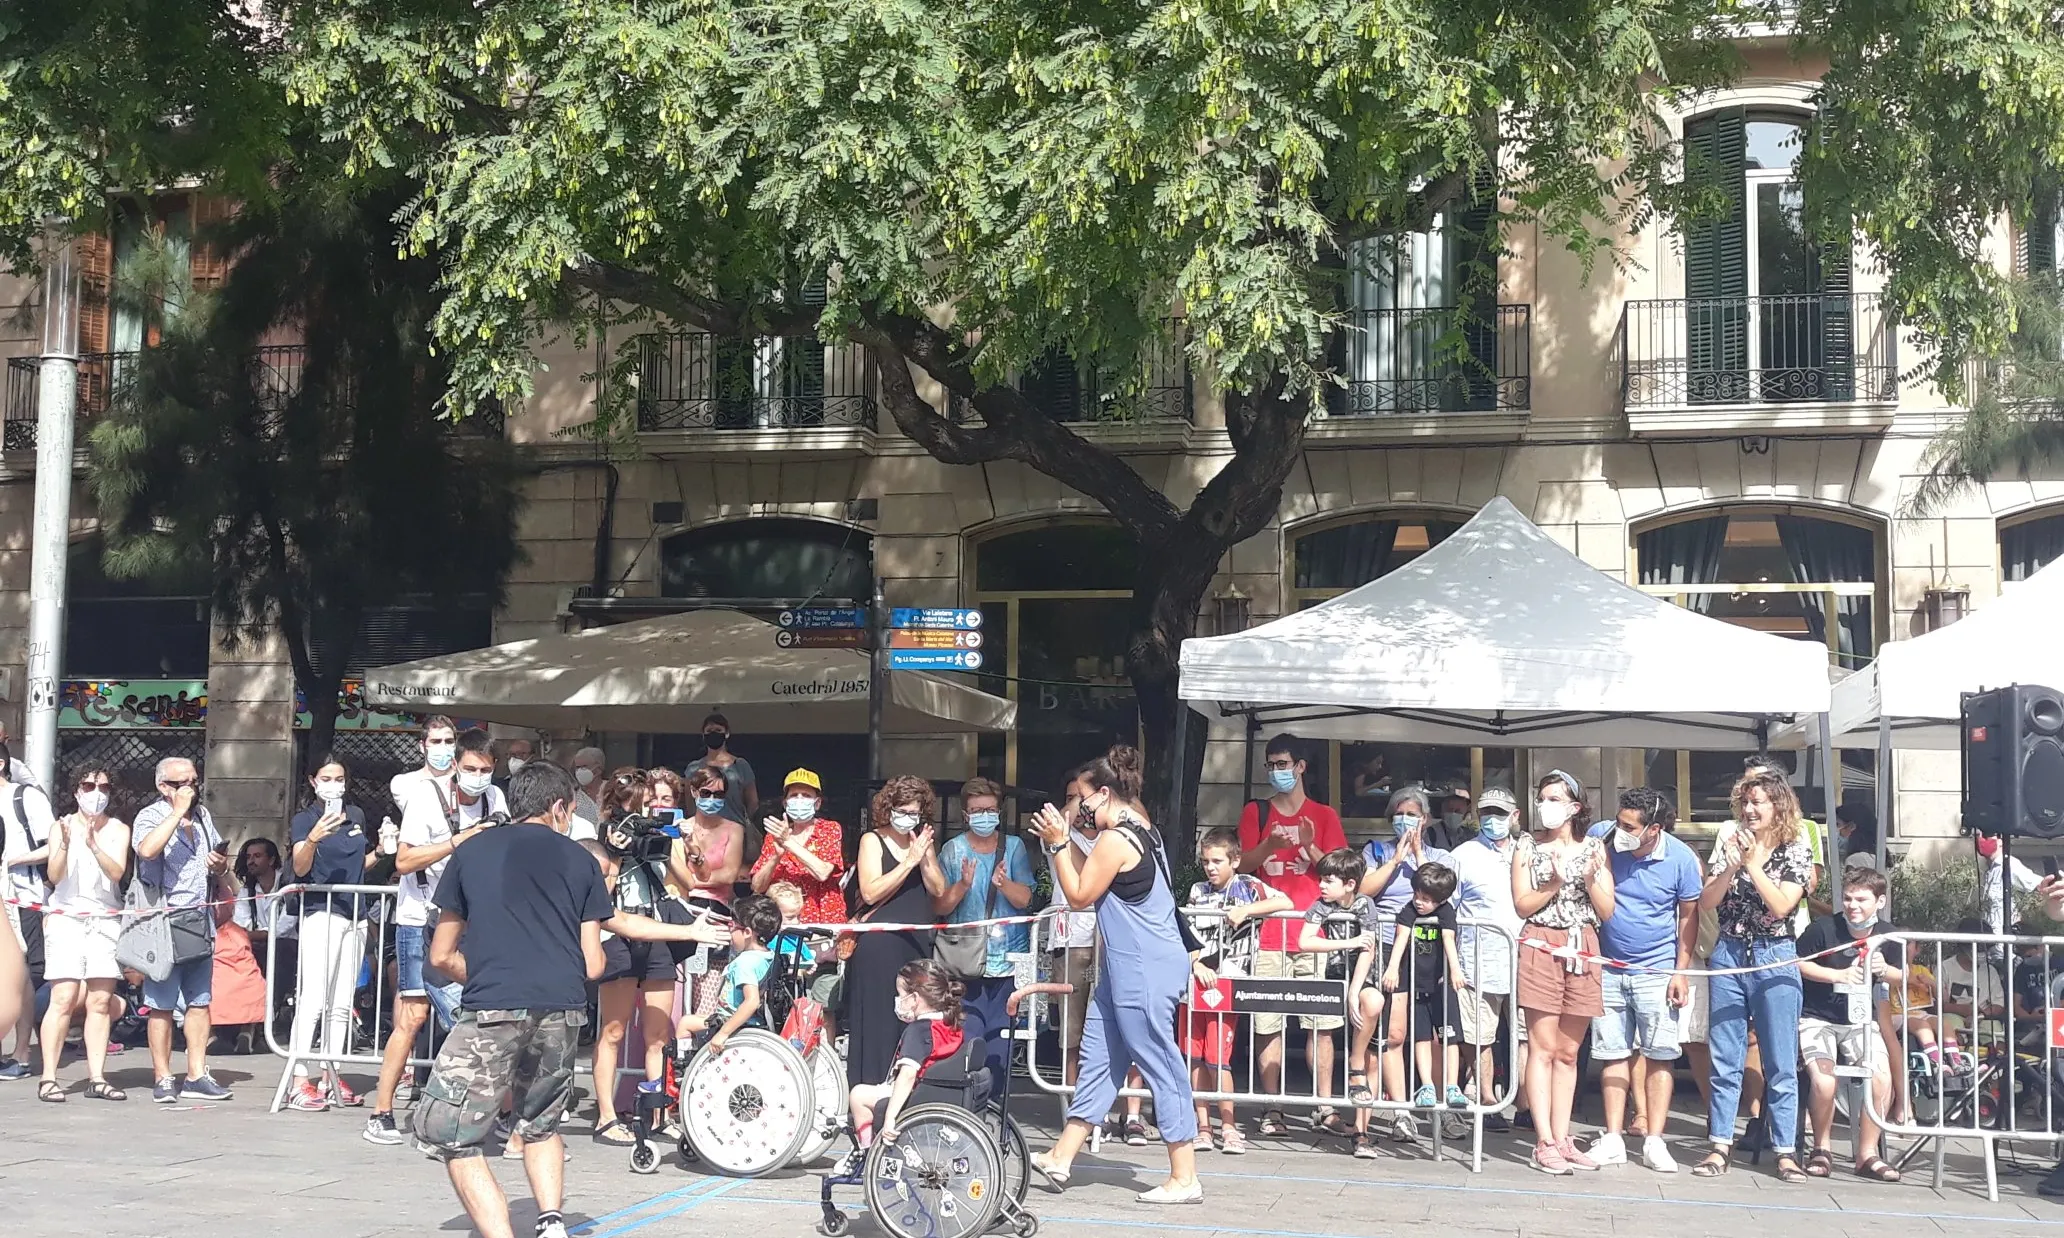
[574,767,596,787]
[786,796,818,822]
[426,745,455,771]
[506,758,527,776]
[1611,826,1644,853]
[893,993,917,1023]
[890,811,920,834]
[457,770,493,797]
[315,779,346,804]
[1535,800,1574,831]
[77,790,108,817]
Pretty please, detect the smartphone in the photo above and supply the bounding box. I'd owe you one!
[2045,856,2059,879]
[212,840,231,856]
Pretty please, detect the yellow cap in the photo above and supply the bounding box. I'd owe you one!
[783,768,823,793]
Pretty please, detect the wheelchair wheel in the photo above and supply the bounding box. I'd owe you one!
[996,1112,1029,1207]
[630,1142,661,1175]
[793,1042,845,1166]
[680,1028,816,1177]
[863,1103,1006,1238]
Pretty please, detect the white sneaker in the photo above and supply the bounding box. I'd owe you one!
[1642,1135,1679,1173]
[1588,1131,1628,1166]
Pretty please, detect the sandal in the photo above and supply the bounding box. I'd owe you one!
[1313,1109,1352,1137]
[1690,1149,1730,1177]
[85,1079,126,1102]
[1029,1152,1071,1193]
[1855,1155,1902,1183]
[1256,1109,1287,1137]
[1775,1154,1810,1184]
[1804,1148,1834,1178]
[37,1080,64,1103]
[1347,1072,1375,1108]
[591,1118,636,1146]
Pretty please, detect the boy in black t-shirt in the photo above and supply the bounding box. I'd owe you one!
[1378,863,1467,1115]
[1794,866,1905,1180]
[1295,848,1379,1144]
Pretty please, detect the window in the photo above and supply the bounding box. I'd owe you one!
[660,518,874,601]
[973,522,1140,797]
[63,538,210,679]
[2002,510,2064,582]
[1289,512,1511,825]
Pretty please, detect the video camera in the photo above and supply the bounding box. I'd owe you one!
[604,809,681,864]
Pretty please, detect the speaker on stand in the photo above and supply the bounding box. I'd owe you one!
[1961,684,2064,935]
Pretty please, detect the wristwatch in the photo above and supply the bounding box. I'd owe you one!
[1045,839,1070,856]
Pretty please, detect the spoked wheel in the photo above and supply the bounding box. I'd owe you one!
[681,1028,816,1177]
[995,1112,1030,1207]
[793,1041,846,1166]
[864,1104,1007,1238]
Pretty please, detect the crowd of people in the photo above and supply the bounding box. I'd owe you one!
[8,718,2064,1232]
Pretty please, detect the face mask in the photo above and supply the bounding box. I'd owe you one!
[1976,836,1999,860]
[1077,795,1104,829]
[1392,814,1420,839]
[77,790,108,817]
[968,811,1000,837]
[506,758,527,776]
[1478,813,1510,841]
[786,796,817,822]
[893,994,917,1023]
[1268,768,1297,794]
[890,811,920,834]
[574,767,596,787]
[315,780,346,804]
[1848,912,1879,935]
[426,746,455,772]
[697,795,729,817]
[704,731,727,752]
[458,771,493,797]
[1443,812,1466,833]
[1536,800,1573,830]
[1611,826,1644,853]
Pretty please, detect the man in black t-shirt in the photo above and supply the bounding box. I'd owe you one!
[1794,867,1904,1180]
[414,762,716,1238]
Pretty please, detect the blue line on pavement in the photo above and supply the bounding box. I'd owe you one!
[580,1177,750,1238]
[571,1178,724,1235]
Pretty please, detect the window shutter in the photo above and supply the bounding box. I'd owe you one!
[188,195,233,293]
[711,336,756,429]
[2031,177,2060,278]
[1453,180,1500,410]
[1818,228,1855,400]
[76,230,113,355]
[1020,348,1086,421]
[1685,109,1748,403]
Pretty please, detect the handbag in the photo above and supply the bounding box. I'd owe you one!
[116,878,176,983]
[167,906,215,963]
[934,852,997,979]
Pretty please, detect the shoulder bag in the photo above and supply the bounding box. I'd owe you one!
[115,873,176,982]
[933,842,996,978]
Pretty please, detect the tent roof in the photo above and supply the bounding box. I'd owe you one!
[1179,497,1831,749]
[1779,556,2064,751]
[363,609,1016,735]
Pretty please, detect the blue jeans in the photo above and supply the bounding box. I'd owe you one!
[396,925,462,1030]
[960,975,1015,1093]
[1706,936,1802,1154]
[143,955,214,1015]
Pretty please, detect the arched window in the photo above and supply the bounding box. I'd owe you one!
[1288,512,1510,824]
[660,518,874,601]
[2001,510,2064,582]
[972,522,1140,796]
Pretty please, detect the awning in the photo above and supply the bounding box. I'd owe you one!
[363,609,1016,735]
[1179,497,1831,749]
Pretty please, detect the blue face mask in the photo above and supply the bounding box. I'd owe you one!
[967,810,1001,837]
[1478,813,1511,841]
[1269,768,1297,794]
[694,796,727,818]
[1393,814,1420,839]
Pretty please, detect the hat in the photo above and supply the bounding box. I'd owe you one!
[783,768,822,793]
[1477,787,1518,814]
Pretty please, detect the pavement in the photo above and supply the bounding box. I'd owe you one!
[4,1047,2064,1238]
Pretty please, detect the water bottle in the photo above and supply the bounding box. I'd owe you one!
[379,816,399,856]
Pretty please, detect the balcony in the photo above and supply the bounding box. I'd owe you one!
[949,317,1194,435]
[1326,304,1531,417]
[1617,293,1899,436]
[634,332,875,434]
[3,345,504,450]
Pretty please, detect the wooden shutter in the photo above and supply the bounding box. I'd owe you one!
[2029,177,2060,278]
[1818,235,1855,400]
[188,195,233,293]
[1684,109,1748,402]
[1020,348,1085,421]
[1452,180,1500,410]
[76,230,113,355]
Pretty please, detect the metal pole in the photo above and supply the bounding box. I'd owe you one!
[1876,708,1893,871]
[867,578,886,782]
[1818,711,1837,866]
[1168,697,1191,861]
[24,230,80,790]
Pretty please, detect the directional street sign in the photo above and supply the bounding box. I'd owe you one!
[777,607,867,630]
[775,628,868,650]
[888,648,985,671]
[890,607,983,631]
[886,629,983,651]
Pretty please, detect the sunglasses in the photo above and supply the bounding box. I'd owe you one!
[161,779,198,789]
[78,780,111,792]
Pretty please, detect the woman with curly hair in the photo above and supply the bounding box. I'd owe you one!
[845,774,947,1089]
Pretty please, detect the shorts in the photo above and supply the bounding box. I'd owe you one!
[396,924,463,1029]
[42,914,122,983]
[1799,1017,1888,1073]
[601,937,679,986]
[1410,988,1461,1044]
[1252,951,1344,1034]
[1680,970,1711,1045]
[1591,970,1684,1062]
[1515,924,1603,1019]
[1456,987,1506,1047]
[1183,1007,1238,1068]
[413,1007,585,1160]
[143,954,214,1014]
[808,969,841,1011]
[1057,947,1097,1050]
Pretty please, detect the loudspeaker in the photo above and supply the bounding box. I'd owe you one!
[1962,684,2064,839]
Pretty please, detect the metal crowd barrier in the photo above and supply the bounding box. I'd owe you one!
[1021,907,1523,1172]
[1864,930,2064,1201]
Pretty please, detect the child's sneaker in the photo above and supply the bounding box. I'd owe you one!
[1411,1084,1437,1108]
[1444,1085,1470,1109]
[1352,1132,1381,1160]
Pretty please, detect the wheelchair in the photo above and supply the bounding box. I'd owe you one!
[817,1030,1037,1238]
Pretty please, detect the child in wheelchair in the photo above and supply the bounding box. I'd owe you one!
[835,959,969,1175]
[673,896,785,1057]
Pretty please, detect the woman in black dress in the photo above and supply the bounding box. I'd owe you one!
[845,775,948,1089]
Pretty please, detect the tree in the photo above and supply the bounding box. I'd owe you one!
[88,178,527,761]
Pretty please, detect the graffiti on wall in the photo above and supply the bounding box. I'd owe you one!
[60,679,456,732]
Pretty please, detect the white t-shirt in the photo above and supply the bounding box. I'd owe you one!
[0,780,57,907]
[389,766,438,812]
[395,778,506,927]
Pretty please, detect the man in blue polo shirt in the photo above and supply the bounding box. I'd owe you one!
[1585,787,1701,1172]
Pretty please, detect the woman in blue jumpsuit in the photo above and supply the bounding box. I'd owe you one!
[1026,744,1202,1205]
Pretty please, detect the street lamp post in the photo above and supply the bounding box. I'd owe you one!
[24,229,80,789]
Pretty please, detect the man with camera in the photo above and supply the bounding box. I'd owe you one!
[364,727,505,1145]
[132,757,235,1103]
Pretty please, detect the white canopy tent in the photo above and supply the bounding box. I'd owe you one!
[363,609,1017,735]
[1176,498,1836,817]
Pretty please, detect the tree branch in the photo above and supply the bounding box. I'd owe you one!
[563,261,820,337]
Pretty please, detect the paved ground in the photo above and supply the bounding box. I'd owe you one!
[4,1047,2063,1238]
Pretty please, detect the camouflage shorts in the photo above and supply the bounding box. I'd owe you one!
[412,1007,586,1160]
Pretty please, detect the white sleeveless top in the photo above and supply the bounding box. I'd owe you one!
[49,815,124,914]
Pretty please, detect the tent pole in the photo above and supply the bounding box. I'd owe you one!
[1242,714,1258,807]
[868,578,886,783]
[1876,710,1893,870]
[1818,712,1837,858]
[1170,699,1192,845]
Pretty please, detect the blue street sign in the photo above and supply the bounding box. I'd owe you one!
[888,649,985,672]
[777,607,867,630]
[890,607,984,631]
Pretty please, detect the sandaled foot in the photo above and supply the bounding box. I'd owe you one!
[1314,1110,1352,1137]
[37,1080,65,1103]
[85,1079,126,1102]
[1775,1154,1810,1184]
[1029,1152,1071,1192]
[1691,1149,1731,1177]
[1256,1109,1287,1137]
[1855,1155,1902,1182]
[1803,1148,1833,1178]
[1347,1072,1375,1107]
[592,1118,635,1146]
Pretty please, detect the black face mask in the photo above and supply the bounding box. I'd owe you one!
[703,731,727,752]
